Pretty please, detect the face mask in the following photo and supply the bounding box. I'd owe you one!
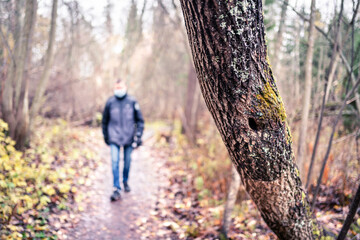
[114,89,127,98]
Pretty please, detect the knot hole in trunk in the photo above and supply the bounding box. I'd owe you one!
[248,118,258,131]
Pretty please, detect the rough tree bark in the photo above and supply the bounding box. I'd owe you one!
[179,1,322,239]
[297,0,316,179]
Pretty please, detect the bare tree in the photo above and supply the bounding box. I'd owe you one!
[179,1,322,239]
[1,0,37,149]
[29,0,58,129]
[305,0,345,188]
[104,0,113,36]
[272,0,289,75]
[297,0,316,179]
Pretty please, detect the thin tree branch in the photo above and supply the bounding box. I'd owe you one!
[311,74,360,210]
[284,1,329,40]
[349,0,360,25]
[336,183,360,240]
[287,0,360,113]
[357,129,360,164]
[305,0,345,189]
[140,0,147,19]
[345,0,359,93]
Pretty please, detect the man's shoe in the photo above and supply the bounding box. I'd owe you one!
[110,189,121,201]
[124,182,131,192]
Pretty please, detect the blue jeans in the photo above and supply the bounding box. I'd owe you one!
[110,144,133,190]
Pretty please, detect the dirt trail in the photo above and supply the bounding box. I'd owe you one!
[70,131,167,239]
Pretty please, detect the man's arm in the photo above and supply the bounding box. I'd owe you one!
[134,101,144,142]
[102,100,111,145]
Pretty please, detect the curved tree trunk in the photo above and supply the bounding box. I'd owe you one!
[179,1,322,239]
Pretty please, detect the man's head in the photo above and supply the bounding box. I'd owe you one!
[114,79,127,98]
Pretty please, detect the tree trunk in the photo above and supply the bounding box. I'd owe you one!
[272,0,289,75]
[297,0,316,180]
[324,53,340,103]
[29,0,58,128]
[2,0,24,137]
[294,18,301,110]
[120,0,146,78]
[182,62,198,144]
[313,45,324,111]
[221,164,241,237]
[179,1,321,239]
[1,0,37,149]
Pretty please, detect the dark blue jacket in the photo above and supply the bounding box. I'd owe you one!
[102,94,144,146]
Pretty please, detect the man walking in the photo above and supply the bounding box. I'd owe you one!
[102,79,144,201]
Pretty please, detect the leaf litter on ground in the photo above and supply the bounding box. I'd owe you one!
[0,119,100,239]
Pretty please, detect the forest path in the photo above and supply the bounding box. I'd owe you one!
[69,130,167,239]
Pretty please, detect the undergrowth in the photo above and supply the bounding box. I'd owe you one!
[0,119,99,239]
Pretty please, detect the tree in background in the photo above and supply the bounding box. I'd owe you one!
[1,0,37,149]
[121,0,146,73]
[29,0,58,131]
[297,0,316,179]
[1,0,58,149]
[272,0,289,75]
[43,0,104,122]
[180,1,322,239]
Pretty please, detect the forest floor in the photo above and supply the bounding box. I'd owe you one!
[1,121,360,240]
[67,126,360,240]
[67,128,277,240]
[68,130,169,239]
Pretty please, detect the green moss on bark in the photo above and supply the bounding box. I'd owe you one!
[256,81,287,122]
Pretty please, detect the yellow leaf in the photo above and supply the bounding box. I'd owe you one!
[42,185,56,196]
[0,180,6,188]
[14,180,27,187]
[58,183,71,194]
[8,225,18,231]
[10,231,22,240]
[67,168,76,176]
[17,207,25,215]
[39,196,51,206]
[2,159,11,171]
[26,186,33,193]
[6,145,16,154]
[0,145,6,156]
[71,186,77,193]
[48,172,58,183]
[74,194,83,203]
[22,195,34,209]
[78,178,85,185]
[0,120,8,131]
[35,225,48,231]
